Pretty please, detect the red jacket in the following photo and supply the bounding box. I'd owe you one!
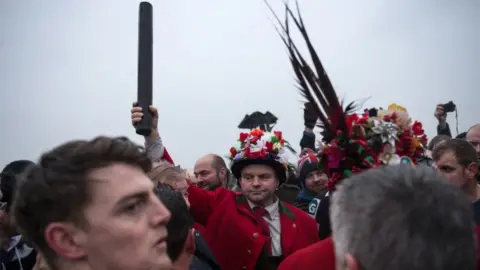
[188,185,319,270]
[161,147,174,165]
[279,226,480,270]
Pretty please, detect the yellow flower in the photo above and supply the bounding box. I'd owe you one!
[388,103,408,113]
[411,136,420,152]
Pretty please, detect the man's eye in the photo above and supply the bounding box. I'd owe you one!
[124,201,145,214]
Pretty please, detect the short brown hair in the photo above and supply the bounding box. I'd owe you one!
[432,139,477,167]
[148,164,185,186]
[12,136,151,265]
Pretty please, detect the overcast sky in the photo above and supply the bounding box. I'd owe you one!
[0,0,479,169]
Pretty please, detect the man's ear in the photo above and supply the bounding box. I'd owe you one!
[44,222,87,260]
[466,162,479,179]
[218,168,227,180]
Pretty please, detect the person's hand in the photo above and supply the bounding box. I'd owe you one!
[131,102,160,141]
[434,104,446,123]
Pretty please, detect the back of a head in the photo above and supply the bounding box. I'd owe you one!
[12,136,151,265]
[148,163,182,186]
[155,183,193,262]
[0,159,34,212]
[330,165,476,270]
[428,135,451,151]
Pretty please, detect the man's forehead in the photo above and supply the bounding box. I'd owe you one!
[194,157,214,170]
[436,151,458,165]
[467,126,480,139]
[88,164,153,203]
[242,165,274,175]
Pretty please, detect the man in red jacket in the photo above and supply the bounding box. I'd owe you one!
[279,165,478,270]
[188,129,319,270]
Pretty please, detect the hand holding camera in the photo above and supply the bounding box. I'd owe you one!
[434,101,456,123]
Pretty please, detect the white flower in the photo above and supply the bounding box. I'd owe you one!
[372,119,399,146]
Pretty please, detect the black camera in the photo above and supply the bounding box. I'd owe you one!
[442,101,456,114]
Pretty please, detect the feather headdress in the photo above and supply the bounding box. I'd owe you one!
[265,1,427,191]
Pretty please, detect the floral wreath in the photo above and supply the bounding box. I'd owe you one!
[227,128,289,169]
[320,103,428,191]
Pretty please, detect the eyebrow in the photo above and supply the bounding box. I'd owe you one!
[115,190,150,207]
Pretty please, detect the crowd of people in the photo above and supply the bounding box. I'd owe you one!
[1,4,479,270]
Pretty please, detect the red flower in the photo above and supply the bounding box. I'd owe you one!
[265,141,273,152]
[244,147,251,157]
[250,129,264,138]
[326,173,342,191]
[346,114,359,131]
[229,147,237,157]
[274,131,282,140]
[239,132,249,142]
[412,121,424,136]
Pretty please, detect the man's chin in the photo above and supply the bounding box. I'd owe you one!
[246,192,267,202]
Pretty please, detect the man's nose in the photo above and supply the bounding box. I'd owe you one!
[474,144,480,154]
[151,196,171,227]
[251,178,261,186]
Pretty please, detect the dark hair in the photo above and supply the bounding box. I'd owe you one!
[0,160,34,212]
[428,135,451,151]
[331,165,476,270]
[456,132,467,140]
[155,183,193,262]
[12,136,151,266]
[432,139,477,167]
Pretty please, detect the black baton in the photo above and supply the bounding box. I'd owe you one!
[136,1,153,136]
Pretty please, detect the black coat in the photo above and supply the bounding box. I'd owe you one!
[190,230,221,270]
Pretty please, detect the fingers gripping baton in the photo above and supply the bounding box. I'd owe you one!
[136,2,153,136]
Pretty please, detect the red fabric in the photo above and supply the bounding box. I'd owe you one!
[188,185,319,270]
[253,207,272,256]
[279,226,480,270]
[278,237,335,270]
[161,147,174,165]
[192,222,204,233]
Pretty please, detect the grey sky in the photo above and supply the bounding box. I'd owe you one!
[1,0,479,169]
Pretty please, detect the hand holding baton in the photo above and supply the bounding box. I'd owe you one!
[136,1,153,136]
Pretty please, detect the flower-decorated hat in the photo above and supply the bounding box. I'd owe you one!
[228,128,289,183]
[270,3,428,191]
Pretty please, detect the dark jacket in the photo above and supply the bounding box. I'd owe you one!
[437,123,452,137]
[190,230,220,270]
[276,184,300,205]
[0,235,37,270]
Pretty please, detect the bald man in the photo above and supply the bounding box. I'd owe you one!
[193,154,228,191]
[467,124,480,157]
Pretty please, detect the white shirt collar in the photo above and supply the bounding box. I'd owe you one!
[247,198,280,219]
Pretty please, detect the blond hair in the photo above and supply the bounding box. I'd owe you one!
[148,164,185,186]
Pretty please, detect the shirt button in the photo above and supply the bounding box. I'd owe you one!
[253,232,258,238]
[247,249,252,255]
[292,223,297,228]
[242,267,247,270]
